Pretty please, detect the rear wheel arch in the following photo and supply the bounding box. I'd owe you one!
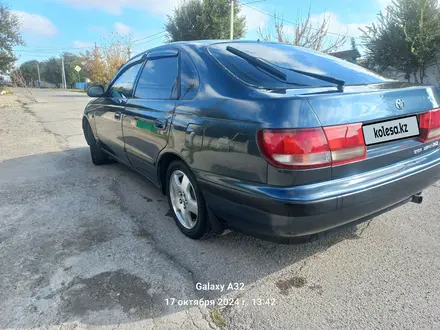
[82,116,92,145]
[157,152,191,195]
[158,151,225,236]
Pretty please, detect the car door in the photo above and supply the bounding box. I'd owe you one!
[123,50,179,181]
[94,61,143,164]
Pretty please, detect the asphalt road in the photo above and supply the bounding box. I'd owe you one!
[1,88,439,330]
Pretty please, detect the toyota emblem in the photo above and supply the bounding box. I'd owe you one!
[395,99,405,110]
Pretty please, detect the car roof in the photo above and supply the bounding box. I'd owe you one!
[130,40,280,60]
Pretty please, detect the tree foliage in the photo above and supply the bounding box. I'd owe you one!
[102,33,132,82]
[257,9,346,53]
[165,0,246,42]
[13,53,86,88]
[361,0,440,83]
[85,45,107,85]
[17,60,39,84]
[62,52,87,87]
[12,32,132,87]
[0,4,25,73]
[84,33,132,85]
[41,57,62,87]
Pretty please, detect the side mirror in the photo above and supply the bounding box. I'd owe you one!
[87,85,105,97]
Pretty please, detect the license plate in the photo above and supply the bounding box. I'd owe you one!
[362,116,420,146]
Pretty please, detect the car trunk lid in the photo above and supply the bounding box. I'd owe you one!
[304,83,440,179]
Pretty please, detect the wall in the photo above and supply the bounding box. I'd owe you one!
[383,59,440,86]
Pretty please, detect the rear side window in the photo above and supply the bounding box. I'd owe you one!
[109,62,142,98]
[134,57,178,99]
[180,51,199,99]
[208,42,389,89]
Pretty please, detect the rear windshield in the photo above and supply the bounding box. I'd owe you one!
[208,42,390,89]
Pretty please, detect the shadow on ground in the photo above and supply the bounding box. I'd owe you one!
[0,147,362,328]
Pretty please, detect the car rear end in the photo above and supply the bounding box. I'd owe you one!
[206,42,440,243]
[251,84,440,242]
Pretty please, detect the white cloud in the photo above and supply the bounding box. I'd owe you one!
[309,12,366,39]
[375,0,391,9]
[58,0,179,16]
[271,13,366,46]
[114,22,132,35]
[73,40,95,48]
[308,12,368,52]
[13,11,57,36]
[240,5,269,31]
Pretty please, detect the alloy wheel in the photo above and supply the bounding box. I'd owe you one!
[169,170,198,229]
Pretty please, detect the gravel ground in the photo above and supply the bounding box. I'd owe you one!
[0,88,439,330]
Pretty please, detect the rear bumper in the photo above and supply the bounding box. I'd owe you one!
[197,148,440,243]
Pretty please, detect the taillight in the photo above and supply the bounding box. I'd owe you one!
[323,123,367,166]
[257,123,366,169]
[419,108,440,142]
[257,128,331,169]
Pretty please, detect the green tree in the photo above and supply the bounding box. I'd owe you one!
[41,57,62,87]
[361,0,440,83]
[18,60,39,85]
[62,52,88,87]
[165,0,246,42]
[0,4,25,73]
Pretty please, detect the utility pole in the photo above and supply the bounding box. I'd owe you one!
[60,57,63,89]
[36,62,41,88]
[127,46,131,59]
[230,0,234,40]
[61,55,67,89]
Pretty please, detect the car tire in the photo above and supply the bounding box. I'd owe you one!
[166,160,212,240]
[85,123,110,165]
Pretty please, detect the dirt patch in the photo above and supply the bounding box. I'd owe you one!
[57,270,164,322]
[276,276,307,295]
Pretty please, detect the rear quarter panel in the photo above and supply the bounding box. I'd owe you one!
[169,98,267,183]
[161,44,331,186]
[83,99,100,136]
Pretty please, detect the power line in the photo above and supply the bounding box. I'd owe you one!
[240,0,267,5]
[14,53,57,58]
[14,32,167,63]
[14,30,167,54]
[132,32,166,46]
[239,1,361,40]
[132,30,166,44]
[14,45,94,52]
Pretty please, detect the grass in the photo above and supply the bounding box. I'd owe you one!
[67,89,86,93]
[0,87,13,95]
[45,88,86,93]
[210,310,227,329]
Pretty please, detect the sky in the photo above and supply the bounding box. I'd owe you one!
[10,0,392,65]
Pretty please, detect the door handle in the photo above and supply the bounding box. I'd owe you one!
[114,112,121,120]
[154,119,167,130]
